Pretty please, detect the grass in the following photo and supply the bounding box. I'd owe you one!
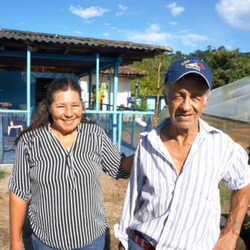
[0,170,5,180]
[219,181,232,206]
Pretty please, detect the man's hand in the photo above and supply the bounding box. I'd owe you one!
[213,229,238,250]
[213,184,250,250]
[118,241,125,250]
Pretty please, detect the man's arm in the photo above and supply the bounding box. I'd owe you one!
[122,154,134,174]
[213,183,250,250]
[9,191,28,250]
[114,145,143,249]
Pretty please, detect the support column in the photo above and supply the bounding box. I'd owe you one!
[88,70,93,109]
[95,54,100,111]
[108,68,112,110]
[27,46,31,126]
[112,58,122,145]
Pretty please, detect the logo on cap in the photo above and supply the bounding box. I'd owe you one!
[181,59,206,72]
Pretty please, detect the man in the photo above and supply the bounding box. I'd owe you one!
[114,57,250,250]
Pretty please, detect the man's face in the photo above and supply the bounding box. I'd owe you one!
[165,77,209,131]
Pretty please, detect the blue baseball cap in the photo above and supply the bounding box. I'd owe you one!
[165,57,212,89]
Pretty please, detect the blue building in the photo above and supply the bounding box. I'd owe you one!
[0,28,173,163]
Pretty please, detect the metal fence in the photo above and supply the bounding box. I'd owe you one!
[0,105,154,164]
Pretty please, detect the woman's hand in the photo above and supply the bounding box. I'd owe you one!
[9,192,27,250]
[10,240,24,250]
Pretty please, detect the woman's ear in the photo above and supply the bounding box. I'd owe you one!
[46,101,51,114]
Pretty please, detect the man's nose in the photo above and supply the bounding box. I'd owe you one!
[182,97,191,110]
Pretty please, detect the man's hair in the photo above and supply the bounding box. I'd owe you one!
[164,73,211,104]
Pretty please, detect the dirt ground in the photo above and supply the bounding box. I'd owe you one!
[0,166,249,250]
[0,115,249,249]
[0,168,128,250]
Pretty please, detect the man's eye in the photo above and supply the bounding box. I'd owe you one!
[193,96,201,101]
[174,95,182,99]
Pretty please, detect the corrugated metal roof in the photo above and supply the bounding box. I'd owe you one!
[0,28,173,74]
[0,28,172,52]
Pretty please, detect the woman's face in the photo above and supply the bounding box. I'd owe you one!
[48,89,83,135]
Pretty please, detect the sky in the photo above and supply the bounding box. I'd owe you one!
[1,0,250,55]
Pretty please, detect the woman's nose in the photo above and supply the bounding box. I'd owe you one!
[64,107,73,116]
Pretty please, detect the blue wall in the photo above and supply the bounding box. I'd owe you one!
[0,71,78,111]
[0,71,27,108]
[146,95,165,111]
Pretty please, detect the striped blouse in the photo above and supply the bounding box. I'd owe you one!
[114,118,250,250]
[9,122,129,250]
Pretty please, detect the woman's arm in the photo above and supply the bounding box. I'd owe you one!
[9,191,28,250]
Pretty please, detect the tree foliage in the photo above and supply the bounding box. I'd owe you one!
[129,47,250,95]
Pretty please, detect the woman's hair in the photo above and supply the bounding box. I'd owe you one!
[14,78,92,145]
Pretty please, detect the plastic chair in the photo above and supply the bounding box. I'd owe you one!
[8,121,23,135]
[8,114,25,136]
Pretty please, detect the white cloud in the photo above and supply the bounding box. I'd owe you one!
[167,3,184,16]
[118,4,127,11]
[116,12,124,16]
[146,23,161,33]
[216,0,250,30]
[181,33,209,47]
[123,24,210,51]
[225,45,233,50]
[85,19,95,24]
[69,5,108,19]
[170,22,178,26]
[74,31,82,35]
[116,4,127,16]
[126,24,171,43]
[103,32,109,37]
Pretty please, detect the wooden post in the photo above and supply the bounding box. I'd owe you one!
[154,57,163,127]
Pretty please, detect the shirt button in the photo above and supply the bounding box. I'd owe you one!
[69,166,72,169]
[72,181,74,184]
[68,153,70,157]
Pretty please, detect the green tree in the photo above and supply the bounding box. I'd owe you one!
[130,54,173,95]
[130,47,250,93]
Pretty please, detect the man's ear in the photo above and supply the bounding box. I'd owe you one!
[163,90,169,105]
[202,94,211,109]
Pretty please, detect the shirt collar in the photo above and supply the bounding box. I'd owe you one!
[141,117,219,140]
[47,122,81,133]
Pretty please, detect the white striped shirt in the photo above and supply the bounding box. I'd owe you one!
[9,122,129,250]
[114,118,250,250]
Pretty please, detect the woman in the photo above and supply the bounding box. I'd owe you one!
[9,78,133,250]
